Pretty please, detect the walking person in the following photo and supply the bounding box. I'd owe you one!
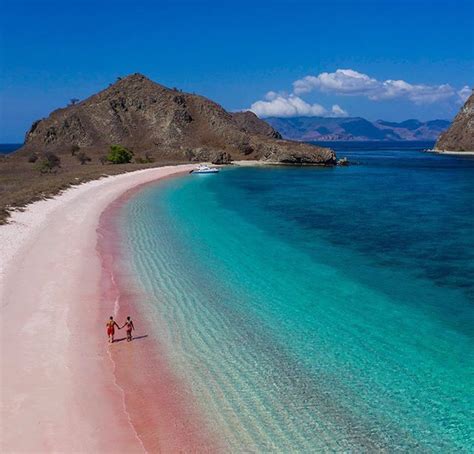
[122,316,135,342]
[106,316,120,343]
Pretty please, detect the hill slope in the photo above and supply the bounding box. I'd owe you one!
[265,116,450,142]
[435,92,474,151]
[17,74,335,165]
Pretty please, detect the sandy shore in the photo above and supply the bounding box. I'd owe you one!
[428,149,474,156]
[0,164,214,452]
[438,151,474,155]
[232,160,271,166]
[232,160,294,167]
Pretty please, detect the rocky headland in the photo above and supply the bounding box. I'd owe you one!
[435,91,474,152]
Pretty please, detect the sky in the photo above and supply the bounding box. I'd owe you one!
[0,0,473,142]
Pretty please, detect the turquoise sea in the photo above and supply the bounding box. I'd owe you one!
[120,142,474,451]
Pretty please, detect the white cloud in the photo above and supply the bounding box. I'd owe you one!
[376,80,454,104]
[293,69,460,105]
[293,69,379,96]
[247,69,468,119]
[249,92,348,118]
[457,85,472,103]
[331,104,348,117]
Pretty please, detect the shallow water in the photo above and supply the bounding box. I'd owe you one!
[120,144,474,451]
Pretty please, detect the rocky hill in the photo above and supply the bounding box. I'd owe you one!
[265,116,450,142]
[435,92,474,151]
[16,74,335,165]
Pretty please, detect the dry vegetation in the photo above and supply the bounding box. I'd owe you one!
[0,151,186,224]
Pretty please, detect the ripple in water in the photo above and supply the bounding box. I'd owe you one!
[120,144,474,451]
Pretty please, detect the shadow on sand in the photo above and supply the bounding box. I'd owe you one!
[113,335,148,344]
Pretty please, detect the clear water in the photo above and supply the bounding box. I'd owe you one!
[121,144,474,451]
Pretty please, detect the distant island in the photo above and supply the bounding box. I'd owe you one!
[435,92,474,152]
[264,116,451,142]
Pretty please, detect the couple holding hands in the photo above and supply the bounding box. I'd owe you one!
[106,316,135,343]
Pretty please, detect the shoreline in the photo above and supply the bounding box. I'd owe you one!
[0,164,214,452]
[427,149,474,155]
[97,174,218,451]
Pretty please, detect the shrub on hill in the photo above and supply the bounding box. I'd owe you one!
[36,152,61,174]
[135,152,154,164]
[27,153,38,163]
[76,151,91,165]
[107,145,133,164]
[70,144,80,156]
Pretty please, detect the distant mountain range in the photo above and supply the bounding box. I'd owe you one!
[264,117,451,142]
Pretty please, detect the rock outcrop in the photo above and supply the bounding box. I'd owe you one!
[435,91,474,151]
[259,141,336,164]
[18,74,335,165]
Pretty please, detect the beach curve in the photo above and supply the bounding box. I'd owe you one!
[0,164,217,452]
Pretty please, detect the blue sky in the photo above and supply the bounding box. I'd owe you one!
[1,0,473,142]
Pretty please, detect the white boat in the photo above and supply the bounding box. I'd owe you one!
[192,164,219,174]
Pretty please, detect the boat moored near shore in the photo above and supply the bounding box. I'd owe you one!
[192,164,220,174]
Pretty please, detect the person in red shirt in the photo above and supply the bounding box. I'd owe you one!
[106,316,120,343]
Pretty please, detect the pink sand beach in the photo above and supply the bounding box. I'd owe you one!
[0,165,217,452]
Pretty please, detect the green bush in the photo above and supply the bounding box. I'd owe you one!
[36,152,61,174]
[107,145,133,164]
